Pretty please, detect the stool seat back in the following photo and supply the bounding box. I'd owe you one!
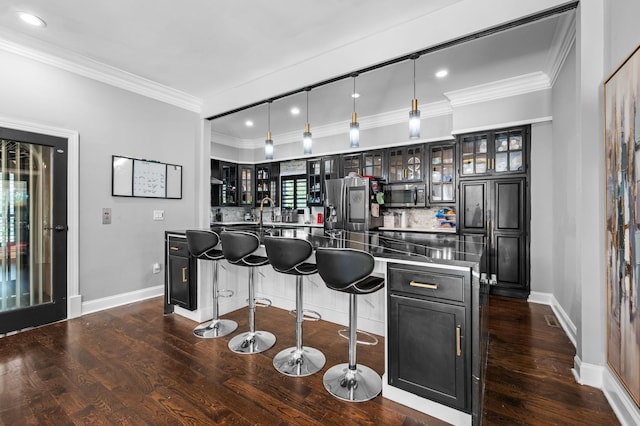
[264,236,315,275]
[185,230,223,260]
[220,231,261,264]
[315,247,377,293]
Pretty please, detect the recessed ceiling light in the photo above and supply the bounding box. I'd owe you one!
[435,69,448,78]
[351,93,360,99]
[290,107,300,116]
[245,120,254,127]
[18,12,46,27]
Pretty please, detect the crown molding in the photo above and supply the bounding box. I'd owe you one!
[444,71,551,107]
[211,100,453,149]
[545,11,576,87]
[0,36,202,113]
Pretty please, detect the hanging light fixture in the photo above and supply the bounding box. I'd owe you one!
[409,54,421,139]
[265,101,274,160]
[349,74,360,148]
[303,89,313,155]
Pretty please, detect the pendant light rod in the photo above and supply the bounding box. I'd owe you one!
[206,2,577,121]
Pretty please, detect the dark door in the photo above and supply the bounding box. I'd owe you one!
[459,178,528,298]
[0,127,68,334]
[388,293,466,410]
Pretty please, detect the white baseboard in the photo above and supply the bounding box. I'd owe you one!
[81,285,163,315]
[68,294,82,319]
[572,355,603,388]
[528,291,577,348]
[602,367,640,426]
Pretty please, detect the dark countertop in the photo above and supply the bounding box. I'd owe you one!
[167,225,485,269]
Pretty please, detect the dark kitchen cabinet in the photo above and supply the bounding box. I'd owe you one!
[307,159,322,206]
[211,159,222,207]
[428,143,456,204]
[387,144,424,183]
[387,262,471,411]
[342,153,361,177]
[363,150,385,178]
[165,233,197,312]
[221,161,238,206]
[459,178,529,298]
[255,162,279,207]
[459,127,527,177]
[238,165,254,206]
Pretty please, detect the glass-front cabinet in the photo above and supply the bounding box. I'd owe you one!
[221,162,237,206]
[323,155,340,181]
[238,165,253,206]
[255,162,279,207]
[306,159,322,206]
[388,144,423,183]
[460,127,526,177]
[342,153,361,177]
[363,150,384,178]
[429,143,455,204]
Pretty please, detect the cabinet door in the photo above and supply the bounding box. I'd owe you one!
[211,159,222,207]
[239,165,253,206]
[459,181,488,234]
[363,150,384,178]
[490,179,527,295]
[493,128,525,175]
[255,163,278,207]
[406,145,423,182]
[429,144,455,204]
[307,159,322,206]
[460,133,489,177]
[342,153,361,177]
[388,294,466,410]
[388,148,405,182]
[221,162,237,205]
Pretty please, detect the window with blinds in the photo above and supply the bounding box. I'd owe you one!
[281,174,307,209]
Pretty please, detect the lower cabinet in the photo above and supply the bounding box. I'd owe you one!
[387,262,471,412]
[165,233,197,311]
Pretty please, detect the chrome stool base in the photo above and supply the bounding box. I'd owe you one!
[228,330,276,354]
[323,363,382,402]
[273,346,326,377]
[193,319,238,339]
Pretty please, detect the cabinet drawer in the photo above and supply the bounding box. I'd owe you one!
[388,263,466,302]
[167,238,189,257]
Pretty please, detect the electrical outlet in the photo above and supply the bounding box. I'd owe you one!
[152,263,161,274]
[102,208,111,224]
[153,210,164,221]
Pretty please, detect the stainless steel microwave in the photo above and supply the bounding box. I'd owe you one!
[383,184,426,207]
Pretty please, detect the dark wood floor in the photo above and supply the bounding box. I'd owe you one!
[0,295,620,425]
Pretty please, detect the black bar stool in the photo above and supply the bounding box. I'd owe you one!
[185,230,237,338]
[315,247,385,402]
[263,236,326,377]
[220,230,276,354]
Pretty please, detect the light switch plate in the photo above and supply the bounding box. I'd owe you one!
[102,208,111,224]
[153,210,164,221]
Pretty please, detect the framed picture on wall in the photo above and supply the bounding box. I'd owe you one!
[604,43,640,408]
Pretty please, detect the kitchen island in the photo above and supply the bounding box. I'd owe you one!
[164,225,487,425]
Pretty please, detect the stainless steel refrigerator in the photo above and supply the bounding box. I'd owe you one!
[324,177,383,232]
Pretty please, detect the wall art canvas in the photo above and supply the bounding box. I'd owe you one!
[604,43,640,407]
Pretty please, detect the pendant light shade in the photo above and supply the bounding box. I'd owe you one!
[265,101,274,160]
[409,56,421,139]
[303,90,312,155]
[350,75,360,148]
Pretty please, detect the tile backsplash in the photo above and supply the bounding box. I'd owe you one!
[382,207,456,231]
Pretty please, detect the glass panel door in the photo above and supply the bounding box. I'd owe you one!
[0,128,67,334]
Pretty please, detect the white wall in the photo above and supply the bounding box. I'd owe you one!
[551,43,580,326]
[0,49,201,303]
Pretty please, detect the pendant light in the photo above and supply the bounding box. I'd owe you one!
[349,74,360,148]
[264,101,274,160]
[409,54,421,139]
[303,89,313,155]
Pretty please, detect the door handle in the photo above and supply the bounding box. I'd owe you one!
[456,326,461,357]
[181,267,188,283]
[44,225,68,232]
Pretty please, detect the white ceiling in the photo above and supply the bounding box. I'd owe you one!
[0,1,575,143]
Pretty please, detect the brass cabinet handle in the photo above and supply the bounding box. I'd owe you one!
[181,267,187,283]
[170,246,180,251]
[456,326,461,357]
[410,280,437,289]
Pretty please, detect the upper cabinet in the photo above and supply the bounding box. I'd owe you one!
[306,159,323,206]
[238,165,254,206]
[342,153,361,178]
[388,144,424,183]
[255,162,279,207]
[221,162,238,206]
[428,143,455,204]
[459,127,527,178]
[362,150,385,178]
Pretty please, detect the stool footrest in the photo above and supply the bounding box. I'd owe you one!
[288,309,322,321]
[218,289,234,298]
[248,297,271,308]
[338,328,378,346]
